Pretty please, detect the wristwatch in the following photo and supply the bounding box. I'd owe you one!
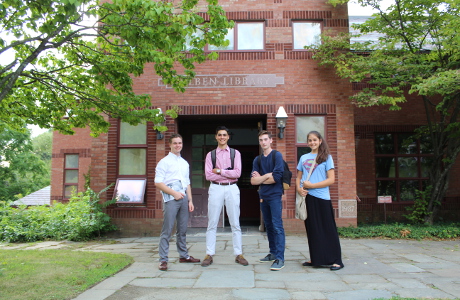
[216,169,221,174]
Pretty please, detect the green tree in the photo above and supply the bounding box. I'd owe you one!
[32,130,53,168]
[313,0,460,224]
[0,124,49,201]
[1,0,231,136]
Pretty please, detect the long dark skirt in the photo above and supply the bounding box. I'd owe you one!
[304,194,344,267]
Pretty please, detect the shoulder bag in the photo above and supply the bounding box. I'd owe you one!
[295,158,316,221]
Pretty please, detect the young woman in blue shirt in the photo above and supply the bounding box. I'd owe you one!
[296,131,344,271]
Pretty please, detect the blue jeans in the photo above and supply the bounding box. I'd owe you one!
[260,197,285,261]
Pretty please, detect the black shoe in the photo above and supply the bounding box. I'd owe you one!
[302,261,313,266]
[330,264,344,271]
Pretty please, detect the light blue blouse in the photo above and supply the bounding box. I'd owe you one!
[297,153,334,200]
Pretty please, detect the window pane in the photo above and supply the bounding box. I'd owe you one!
[206,134,217,145]
[192,161,203,175]
[65,154,79,168]
[192,134,205,146]
[120,122,146,145]
[297,147,311,162]
[375,134,394,154]
[419,135,433,154]
[65,170,78,183]
[209,28,234,50]
[293,22,321,49]
[398,157,418,177]
[64,185,77,198]
[119,148,146,175]
[237,23,264,50]
[398,133,417,154]
[375,157,395,178]
[400,180,418,201]
[377,180,396,199]
[296,116,325,144]
[192,148,202,161]
[185,28,204,50]
[420,157,433,177]
[192,175,204,188]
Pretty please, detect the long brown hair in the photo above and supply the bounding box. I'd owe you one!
[307,131,330,164]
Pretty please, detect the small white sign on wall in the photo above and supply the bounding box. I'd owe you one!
[378,196,392,203]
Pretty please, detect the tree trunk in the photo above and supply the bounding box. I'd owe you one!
[422,95,460,224]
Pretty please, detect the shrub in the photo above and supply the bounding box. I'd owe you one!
[404,186,436,224]
[0,187,116,242]
[338,223,460,240]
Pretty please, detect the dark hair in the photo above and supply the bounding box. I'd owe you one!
[307,131,330,164]
[215,126,230,135]
[169,133,183,144]
[258,130,272,138]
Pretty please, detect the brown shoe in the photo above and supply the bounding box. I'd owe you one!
[201,255,213,267]
[179,256,200,263]
[235,254,249,266]
[159,261,167,271]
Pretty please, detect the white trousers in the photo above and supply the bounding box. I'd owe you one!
[206,183,242,256]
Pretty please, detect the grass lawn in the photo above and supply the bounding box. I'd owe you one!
[0,247,133,300]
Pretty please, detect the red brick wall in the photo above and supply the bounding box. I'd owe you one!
[51,0,360,235]
[354,94,460,222]
[51,128,93,201]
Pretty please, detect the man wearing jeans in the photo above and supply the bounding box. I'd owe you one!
[201,126,248,267]
[251,130,286,271]
[155,133,200,271]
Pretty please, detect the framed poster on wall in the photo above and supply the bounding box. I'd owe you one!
[113,179,147,203]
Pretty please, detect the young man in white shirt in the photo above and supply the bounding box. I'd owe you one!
[155,134,200,271]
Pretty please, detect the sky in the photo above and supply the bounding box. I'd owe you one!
[27,0,390,137]
[348,0,392,15]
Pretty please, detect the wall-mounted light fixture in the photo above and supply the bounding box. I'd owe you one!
[275,106,288,139]
[156,130,164,140]
[155,108,165,140]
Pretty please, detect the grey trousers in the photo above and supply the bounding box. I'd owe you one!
[159,196,189,262]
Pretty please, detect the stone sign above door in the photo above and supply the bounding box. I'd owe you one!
[158,74,284,88]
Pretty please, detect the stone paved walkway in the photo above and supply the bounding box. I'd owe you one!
[2,227,460,299]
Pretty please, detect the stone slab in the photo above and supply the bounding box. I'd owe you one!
[195,270,254,288]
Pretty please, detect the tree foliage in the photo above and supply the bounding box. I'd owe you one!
[32,130,53,163]
[313,0,460,224]
[0,186,117,242]
[0,125,49,201]
[0,0,232,136]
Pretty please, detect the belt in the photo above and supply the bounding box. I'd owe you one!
[211,181,237,186]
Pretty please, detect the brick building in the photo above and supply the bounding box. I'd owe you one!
[51,1,460,236]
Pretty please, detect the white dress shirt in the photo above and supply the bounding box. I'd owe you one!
[155,152,190,191]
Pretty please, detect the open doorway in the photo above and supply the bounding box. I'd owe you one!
[179,115,265,228]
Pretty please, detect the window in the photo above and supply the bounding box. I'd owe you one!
[118,122,147,176]
[293,21,322,50]
[64,154,79,198]
[209,22,264,51]
[375,133,433,202]
[295,116,325,161]
[113,179,147,203]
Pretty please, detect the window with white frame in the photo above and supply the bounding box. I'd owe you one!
[293,21,322,50]
[209,22,265,51]
[113,179,147,203]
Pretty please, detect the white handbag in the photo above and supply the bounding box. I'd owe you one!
[295,159,316,221]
